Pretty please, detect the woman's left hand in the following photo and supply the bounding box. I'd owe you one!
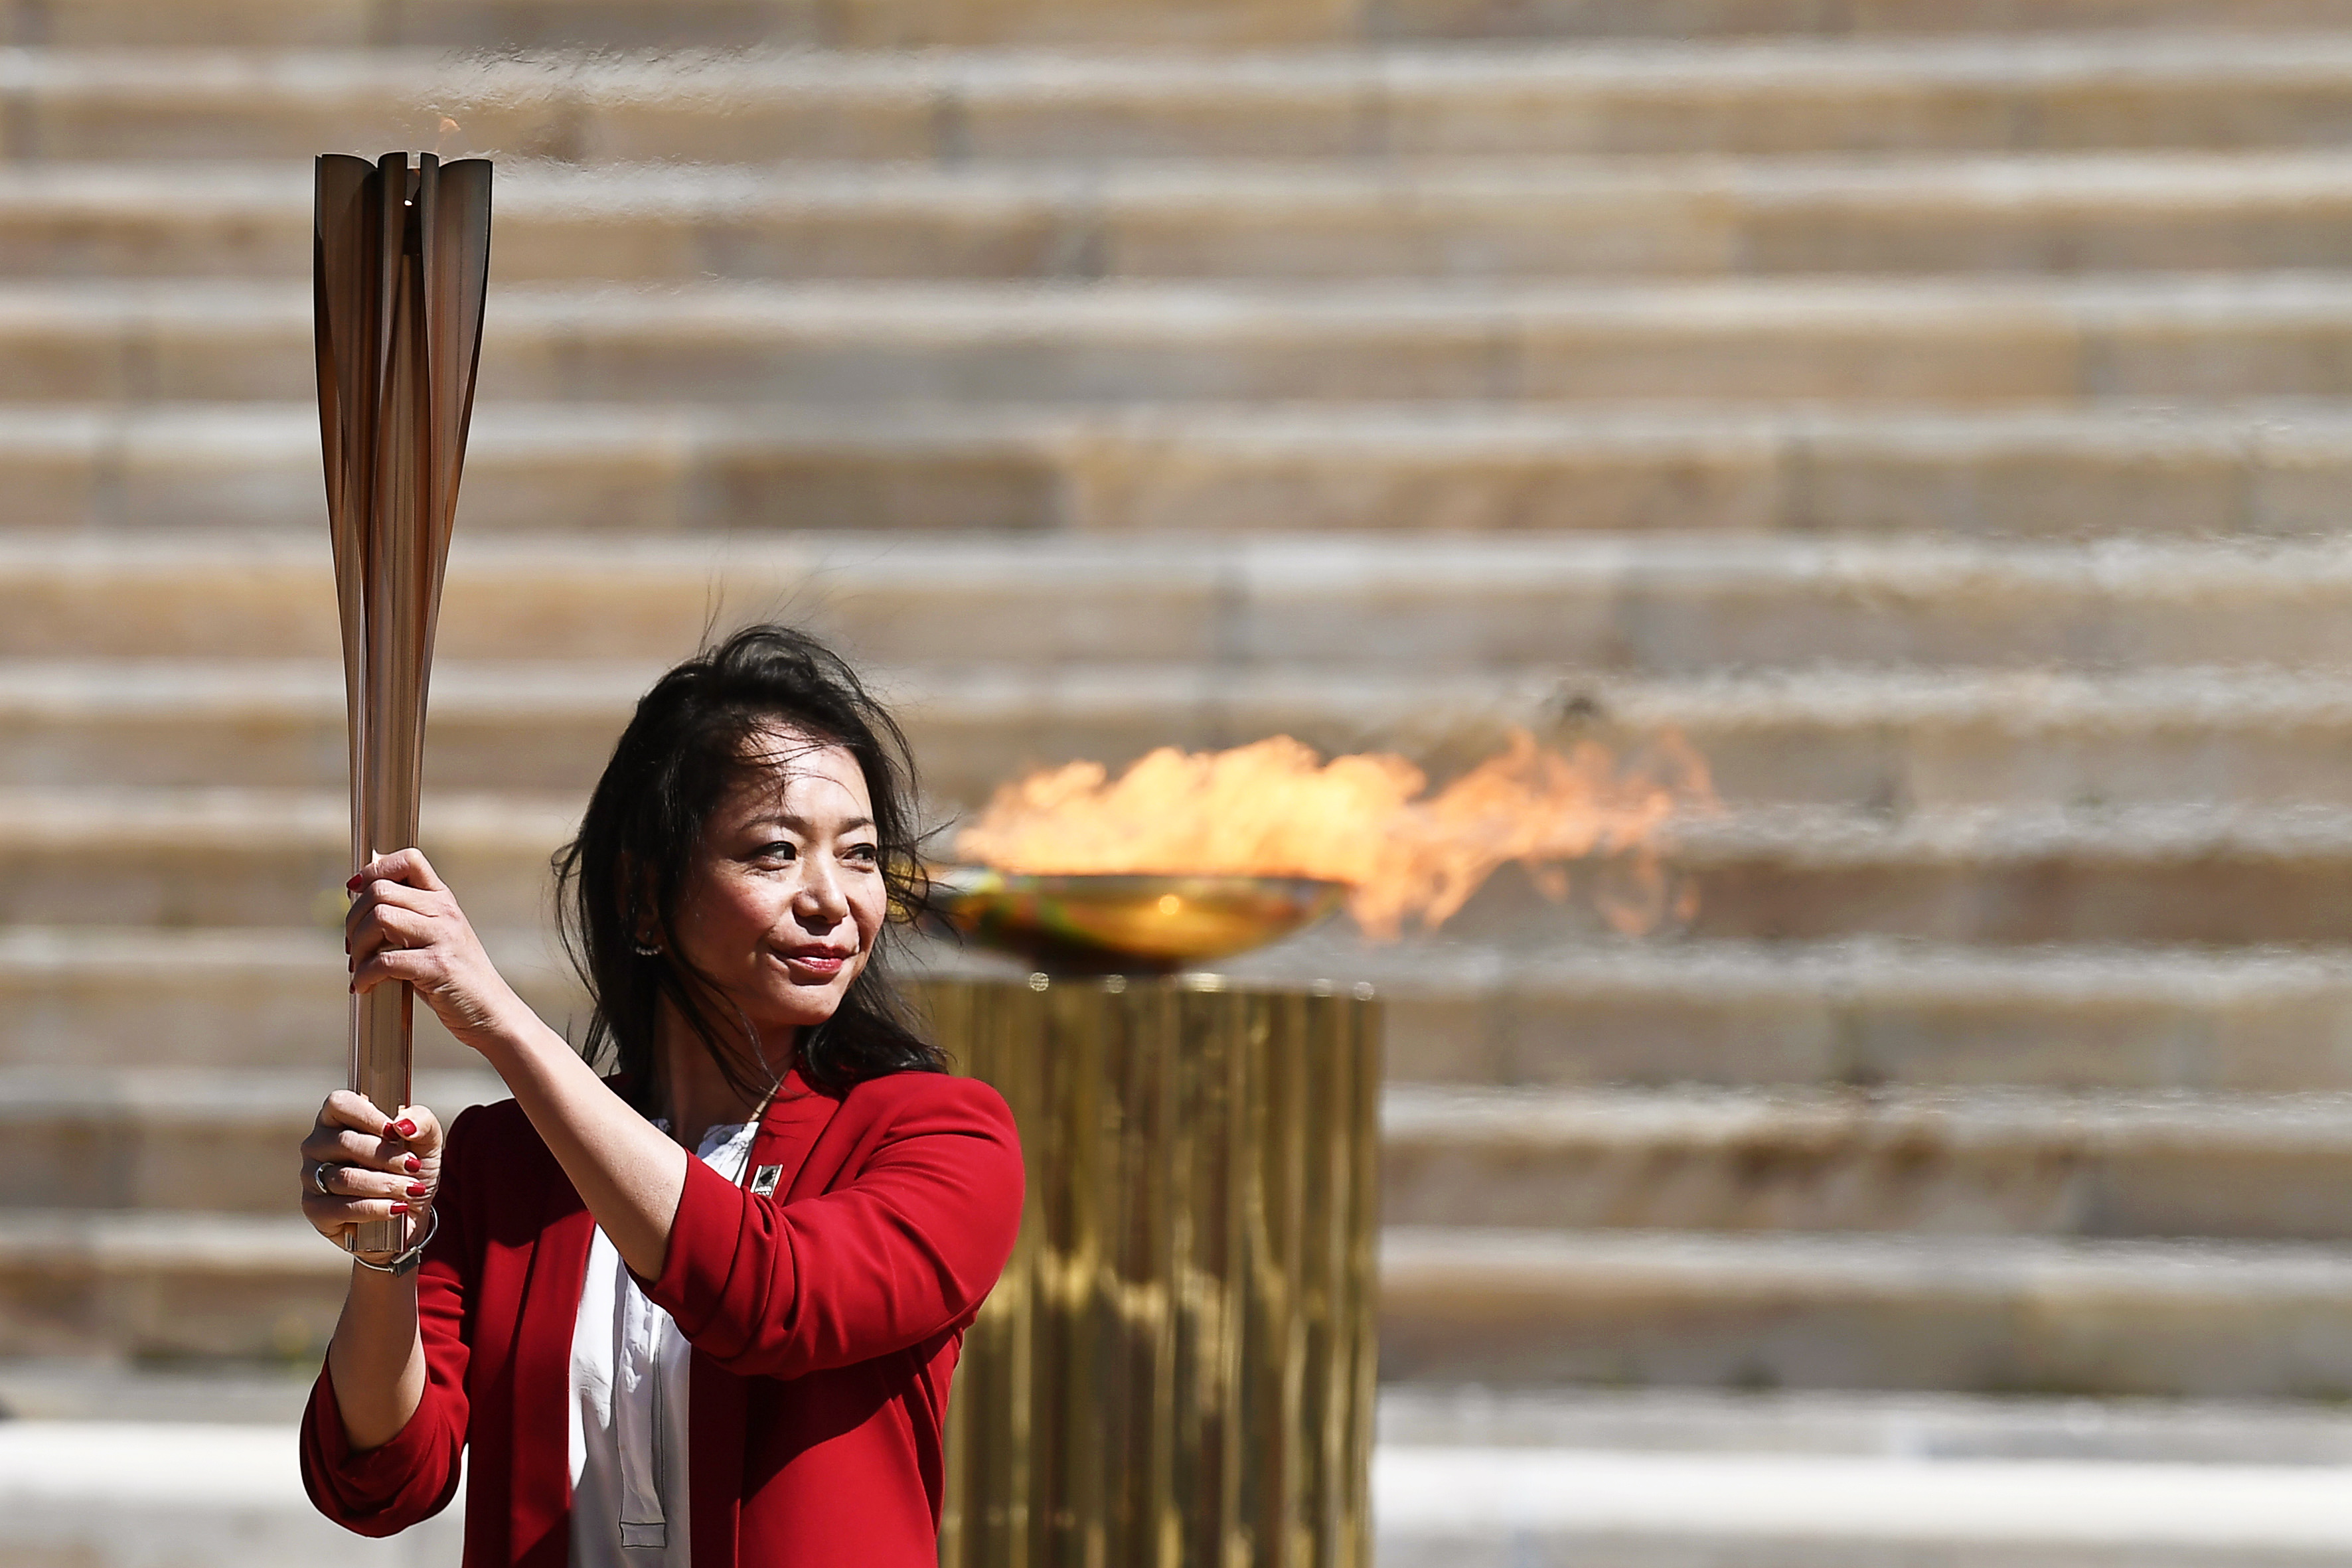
[347,847,529,1056]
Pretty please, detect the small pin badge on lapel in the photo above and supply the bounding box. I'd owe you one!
[749,1164,783,1198]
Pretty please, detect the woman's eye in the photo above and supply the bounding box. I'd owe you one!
[758,842,797,862]
[844,842,879,864]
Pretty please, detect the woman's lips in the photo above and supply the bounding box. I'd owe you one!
[780,950,850,978]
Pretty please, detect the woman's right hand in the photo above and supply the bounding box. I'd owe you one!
[300,1091,443,1261]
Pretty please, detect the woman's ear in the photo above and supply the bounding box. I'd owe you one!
[617,851,665,953]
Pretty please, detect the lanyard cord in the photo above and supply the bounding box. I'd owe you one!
[732,1081,781,1192]
[731,1019,820,1191]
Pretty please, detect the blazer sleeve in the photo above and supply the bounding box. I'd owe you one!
[298,1105,478,1535]
[642,1073,1025,1379]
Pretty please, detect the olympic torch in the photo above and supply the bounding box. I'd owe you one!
[315,152,492,1254]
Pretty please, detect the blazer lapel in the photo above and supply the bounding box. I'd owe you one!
[744,1069,840,1203]
[689,1071,840,1568]
[514,1172,593,1568]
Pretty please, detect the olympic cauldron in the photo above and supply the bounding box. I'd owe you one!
[921,867,1380,1568]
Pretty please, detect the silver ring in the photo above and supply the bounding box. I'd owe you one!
[313,1161,340,1197]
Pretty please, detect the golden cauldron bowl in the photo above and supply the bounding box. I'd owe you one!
[927,866,1350,973]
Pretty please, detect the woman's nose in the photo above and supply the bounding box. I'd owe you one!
[797,858,851,925]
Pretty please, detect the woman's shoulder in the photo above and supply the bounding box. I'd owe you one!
[836,1068,1015,1135]
[824,1071,1025,1204]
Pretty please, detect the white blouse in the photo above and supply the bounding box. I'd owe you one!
[568,1118,756,1568]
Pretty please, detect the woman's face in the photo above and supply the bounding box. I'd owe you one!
[667,726,887,1056]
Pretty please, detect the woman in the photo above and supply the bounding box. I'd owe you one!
[296,625,1024,1567]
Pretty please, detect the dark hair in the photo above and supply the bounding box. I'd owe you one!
[554,623,945,1108]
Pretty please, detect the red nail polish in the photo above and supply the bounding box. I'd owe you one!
[382,1123,400,1140]
[390,1202,410,1215]
[394,1119,418,1138]
[404,1155,422,1174]
[345,873,363,892]
[406,1182,429,1198]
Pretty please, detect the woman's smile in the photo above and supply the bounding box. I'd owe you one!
[776,945,854,980]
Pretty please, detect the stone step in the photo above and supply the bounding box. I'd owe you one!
[0,927,565,1072]
[11,924,2352,1094]
[22,0,2352,48]
[1656,803,2352,947]
[35,275,2352,406]
[3,1368,2346,1462]
[11,787,2352,943]
[0,1067,505,1215]
[21,1064,2352,1242]
[26,38,2352,163]
[25,661,2352,819]
[1374,1444,2352,1568]
[1379,1226,2352,1398]
[7,532,2352,676]
[15,1431,2352,1568]
[9,1210,2351,1399]
[1268,937,2352,1093]
[1383,1085,2352,1242]
[0,1359,315,1423]
[1376,1384,2352,1464]
[0,787,572,928]
[14,399,2352,538]
[1559,666,2352,813]
[0,1419,469,1568]
[1408,0,2352,40]
[32,155,2352,283]
[0,1210,349,1361]
[8,0,1340,48]
[17,925,2352,1095]
[25,1418,2352,1568]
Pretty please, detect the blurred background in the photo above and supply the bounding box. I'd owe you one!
[13,0,2352,1563]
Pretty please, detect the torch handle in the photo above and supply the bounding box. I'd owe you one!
[347,967,415,1256]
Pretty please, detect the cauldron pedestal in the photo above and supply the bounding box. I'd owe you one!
[924,973,1381,1568]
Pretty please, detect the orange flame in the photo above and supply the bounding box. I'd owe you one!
[954,730,1715,939]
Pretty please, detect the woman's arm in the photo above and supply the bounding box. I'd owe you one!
[645,1074,1026,1379]
[298,1099,474,1533]
[325,1268,426,1449]
[299,1090,441,1449]
[464,1008,689,1277]
[346,847,690,1279]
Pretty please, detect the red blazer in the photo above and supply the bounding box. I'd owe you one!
[299,1067,1025,1568]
